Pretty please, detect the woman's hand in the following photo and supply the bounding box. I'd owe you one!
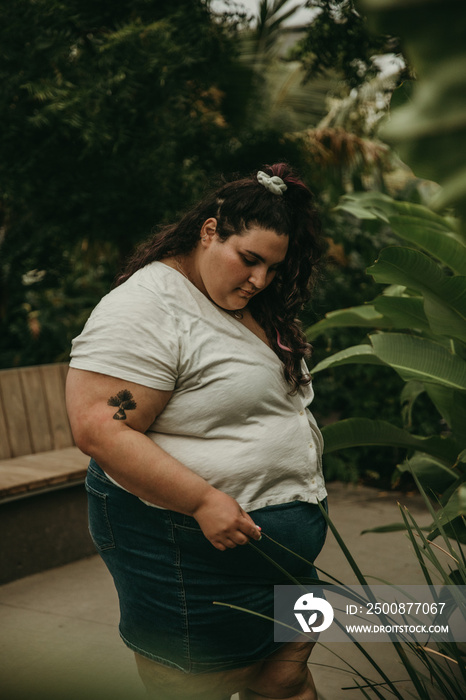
[192,488,262,551]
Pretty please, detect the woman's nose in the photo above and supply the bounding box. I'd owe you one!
[248,266,268,289]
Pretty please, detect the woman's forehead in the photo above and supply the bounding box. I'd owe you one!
[234,226,289,262]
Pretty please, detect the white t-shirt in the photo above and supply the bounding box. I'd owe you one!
[70,261,327,511]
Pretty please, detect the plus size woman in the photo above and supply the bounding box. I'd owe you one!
[66,163,327,700]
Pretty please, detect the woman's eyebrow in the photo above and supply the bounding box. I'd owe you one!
[244,249,286,264]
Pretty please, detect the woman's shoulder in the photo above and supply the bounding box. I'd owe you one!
[117,261,173,294]
[131,261,211,322]
[74,264,180,343]
[96,262,182,312]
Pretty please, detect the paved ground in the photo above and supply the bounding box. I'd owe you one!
[0,482,443,699]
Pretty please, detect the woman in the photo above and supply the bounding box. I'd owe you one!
[66,163,327,700]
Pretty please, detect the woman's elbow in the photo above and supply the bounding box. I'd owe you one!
[68,415,99,456]
[66,398,107,457]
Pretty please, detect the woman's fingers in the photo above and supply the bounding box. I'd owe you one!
[219,526,261,549]
[240,509,262,541]
[193,488,262,549]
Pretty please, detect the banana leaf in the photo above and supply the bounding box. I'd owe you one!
[389,214,466,275]
[311,344,385,373]
[396,452,458,493]
[306,305,391,340]
[312,332,466,391]
[424,384,466,446]
[373,296,431,333]
[337,191,466,273]
[370,333,466,390]
[400,380,426,428]
[427,483,466,543]
[306,296,431,340]
[336,191,453,226]
[321,418,460,463]
[367,247,466,343]
[423,294,466,344]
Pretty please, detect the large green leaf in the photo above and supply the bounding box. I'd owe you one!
[367,247,466,342]
[313,332,466,391]
[335,192,392,221]
[306,295,431,341]
[427,483,466,544]
[400,380,426,428]
[424,384,466,446]
[311,344,385,373]
[337,192,466,273]
[373,296,431,334]
[306,305,391,340]
[423,294,466,344]
[306,296,431,340]
[370,333,466,390]
[321,418,460,463]
[336,191,448,223]
[389,214,466,275]
[396,453,458,493]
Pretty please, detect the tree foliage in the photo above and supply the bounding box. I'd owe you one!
[1,0,238,252]
[294,0,401,88]
[0,0,253,367]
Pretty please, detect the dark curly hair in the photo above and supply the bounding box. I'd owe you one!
[116,163,323,392]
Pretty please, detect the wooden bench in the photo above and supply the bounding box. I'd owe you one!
[0,363,93,584]
[0,363,89,501]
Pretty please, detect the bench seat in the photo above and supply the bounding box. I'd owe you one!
[0,446,89,501]
[0,363,95,583]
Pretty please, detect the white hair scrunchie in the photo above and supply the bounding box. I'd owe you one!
[257,170,287,195]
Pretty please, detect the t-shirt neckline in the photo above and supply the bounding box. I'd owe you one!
[155,261,280,361]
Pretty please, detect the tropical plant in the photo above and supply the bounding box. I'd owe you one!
[288,41,411,488]
[319,490,466,698]
[217,489,466,698]
[305,0,466,539]
[308,192,466,540]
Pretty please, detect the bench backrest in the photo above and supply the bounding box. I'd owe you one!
[0,363,74,459]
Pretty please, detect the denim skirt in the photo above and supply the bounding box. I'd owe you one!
[85,459,328,674]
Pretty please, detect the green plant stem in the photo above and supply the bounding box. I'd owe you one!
[399,505,435,586]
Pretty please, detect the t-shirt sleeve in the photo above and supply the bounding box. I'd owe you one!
[69,284,179,390]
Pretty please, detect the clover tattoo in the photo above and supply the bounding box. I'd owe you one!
[107,389,137,420]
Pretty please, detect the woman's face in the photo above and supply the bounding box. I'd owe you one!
[196,220,289,311]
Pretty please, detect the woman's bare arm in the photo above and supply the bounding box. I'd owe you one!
[66,368,261,550]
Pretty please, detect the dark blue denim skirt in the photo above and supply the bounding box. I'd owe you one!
[85,459,327,674]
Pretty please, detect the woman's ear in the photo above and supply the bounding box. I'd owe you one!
[200,218,217,246]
